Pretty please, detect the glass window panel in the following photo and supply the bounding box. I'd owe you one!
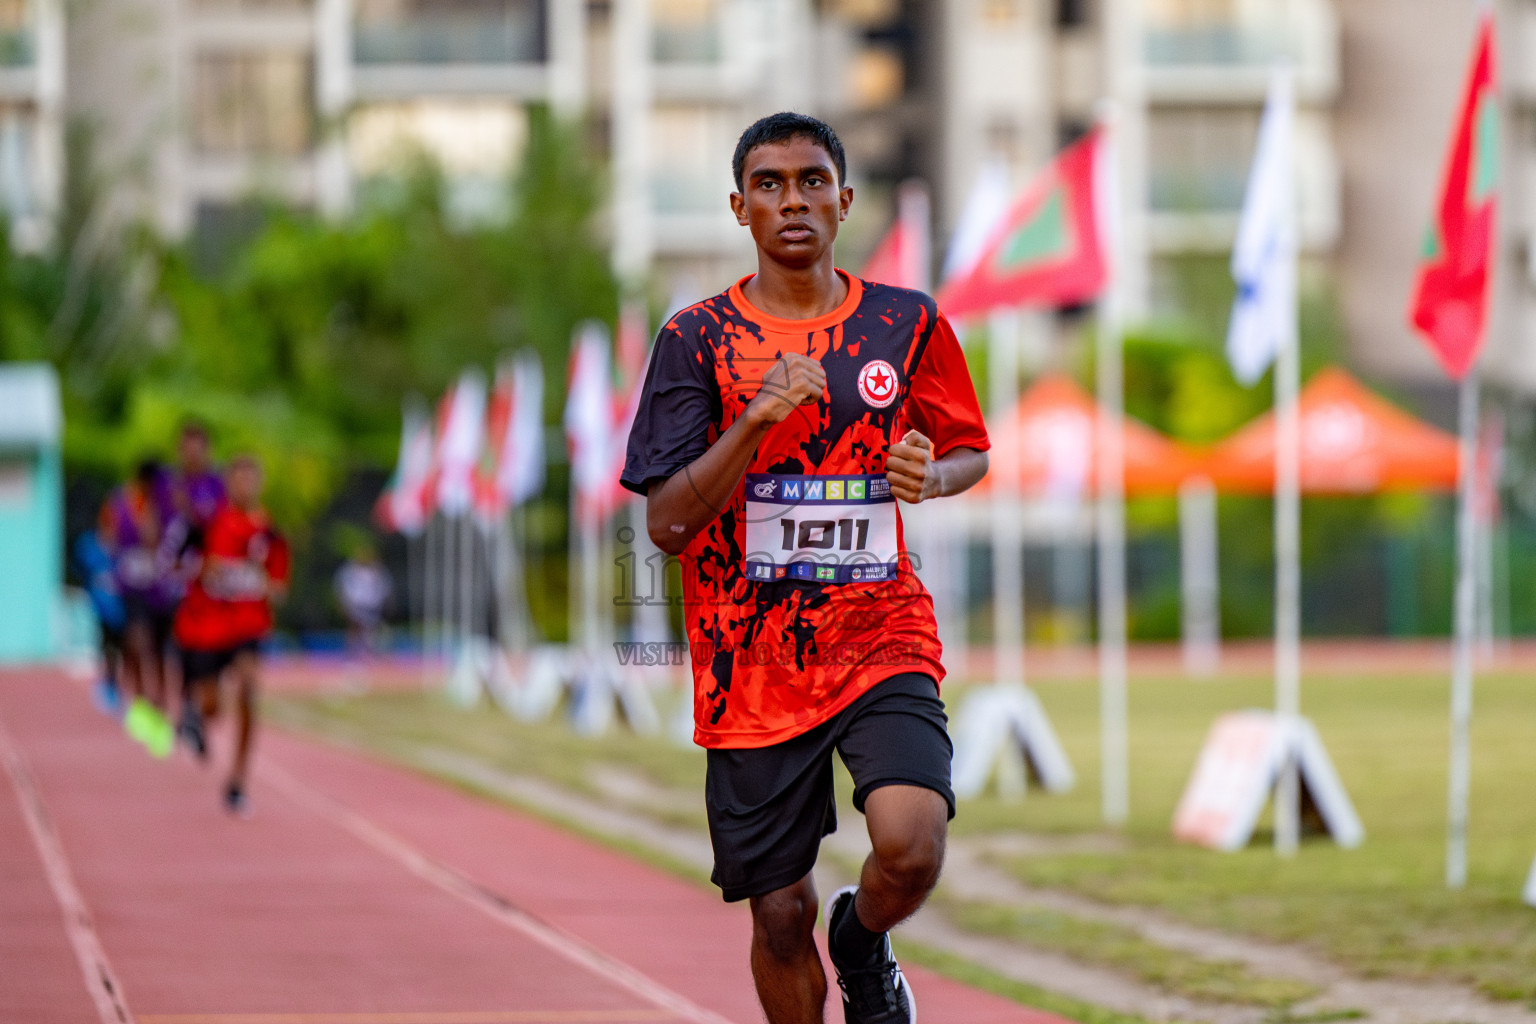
[1149,107,1259,212]
[192,51,313,156]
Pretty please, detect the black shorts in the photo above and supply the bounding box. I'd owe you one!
[122,595,175,651]
[181,641,260,689]
[705,672,954,903]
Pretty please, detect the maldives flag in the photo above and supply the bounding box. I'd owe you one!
[565,323,637,528]
[859,180,931,292]
[936,128,1109,320]
[474,353,546,526]
[1409,14,1498,381]
[375,397,435,535]
[434,369,489,518]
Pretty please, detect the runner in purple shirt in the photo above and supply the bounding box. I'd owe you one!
[102,460,180,712]
[171,421,227,530]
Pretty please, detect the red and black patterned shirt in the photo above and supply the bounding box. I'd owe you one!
[622,272,989,748]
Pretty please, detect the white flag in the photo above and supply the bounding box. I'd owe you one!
[436,369,489,517]
[1227,68,1297,386]
[941,156,1012,284]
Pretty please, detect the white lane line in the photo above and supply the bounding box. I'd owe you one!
[263,764,741,1024]
[0,711,136,1024]
[138,1012,675,1024]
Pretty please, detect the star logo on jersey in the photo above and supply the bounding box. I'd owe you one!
[857,359,898,408]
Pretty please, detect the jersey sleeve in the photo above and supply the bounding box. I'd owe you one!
[621,321,720,496]
[265,530,291,587]
[903,311,990,458]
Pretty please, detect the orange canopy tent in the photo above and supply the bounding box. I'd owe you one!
[1203,366,1460,495]
[971,373,1203,498]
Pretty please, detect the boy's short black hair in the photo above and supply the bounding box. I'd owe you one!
[732,112,847,193]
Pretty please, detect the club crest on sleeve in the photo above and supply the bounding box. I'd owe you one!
[857,359,898,408]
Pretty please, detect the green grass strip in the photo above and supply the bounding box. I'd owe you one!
[951,901,1318,1008]
[892,939,1179,1024]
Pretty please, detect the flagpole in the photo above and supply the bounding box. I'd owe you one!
[989,310,1026,695]
[405,527,420,658]
[461,514,475,653]
[1273,232,1302,858]
[420,518,435,687]
[1095,108,1130,827]
[442,512,456,680]
[1447,370,1480,887]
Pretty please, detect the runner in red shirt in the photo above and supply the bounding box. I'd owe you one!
[622,113,989,1024]
[173,455,290,816]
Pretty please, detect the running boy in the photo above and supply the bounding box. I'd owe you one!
[622,112,989,1024]
[173,455,289,815]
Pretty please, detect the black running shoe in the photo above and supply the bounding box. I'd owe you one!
[824,885,915,1024]
[222,781,251,818]
[177,708,207,761]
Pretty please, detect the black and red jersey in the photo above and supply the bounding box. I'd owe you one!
[622,272,989,749]
[174,505,290,653]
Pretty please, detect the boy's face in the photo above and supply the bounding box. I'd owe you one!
[730,136,852,270]
[227,463,262,509]
[179,431,210,471]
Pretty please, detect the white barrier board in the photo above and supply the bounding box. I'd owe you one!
[1173,709,1364,851]
[951,683,1075,799]
[1523,855,1536,908]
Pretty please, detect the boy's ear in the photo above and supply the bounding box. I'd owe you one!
[730,191,749,226]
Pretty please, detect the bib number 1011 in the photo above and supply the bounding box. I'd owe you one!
[781,517,870,552]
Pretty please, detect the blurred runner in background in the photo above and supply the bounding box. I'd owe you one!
[164,420,227,736]
[74,523,126,716]
[334,543,391,657]
[168,419,227,540]
[102,459,180,754]
[174,455,290,816]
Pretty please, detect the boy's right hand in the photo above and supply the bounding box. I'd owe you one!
[746,353,826,428]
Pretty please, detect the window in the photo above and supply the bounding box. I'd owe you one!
[349,100,528,178]
[1143,0,1236,28]
[1149,108,1259,212]
[649,105,730,214]
[652,0,719,62]
[0,0,30,66]
[1056,0,1090,29]
[192,51,312,156]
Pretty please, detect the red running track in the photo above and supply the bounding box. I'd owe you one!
[0,668,1074,1024]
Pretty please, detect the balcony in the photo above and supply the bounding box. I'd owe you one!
[351,1,547,99]
[1143,0,1339,105]
[354,12,541,64]
[649,0,767,102]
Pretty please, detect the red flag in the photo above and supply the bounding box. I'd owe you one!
[936,129,1108,320]
[859,180,930,291]
[1409,15,1498,381]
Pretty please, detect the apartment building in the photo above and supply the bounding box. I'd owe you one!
[30,0,1536,393]
[0,0,61,251]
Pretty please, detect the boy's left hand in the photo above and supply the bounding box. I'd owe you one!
[886,430,941,504]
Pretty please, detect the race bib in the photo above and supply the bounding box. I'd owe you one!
[743,473,900,585]
[117,548,158,588]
